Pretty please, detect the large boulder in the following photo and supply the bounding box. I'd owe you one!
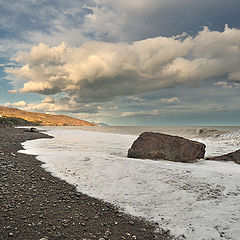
[206,149,240,164]
[127,132,206,163]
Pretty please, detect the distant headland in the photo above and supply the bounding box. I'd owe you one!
[0,106,96,126]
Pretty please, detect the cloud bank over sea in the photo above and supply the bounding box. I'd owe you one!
[8,26,240,102]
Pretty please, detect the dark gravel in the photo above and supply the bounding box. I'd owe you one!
[0,127,173,240]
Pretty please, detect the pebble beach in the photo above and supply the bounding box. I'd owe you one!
[0,127,172,240]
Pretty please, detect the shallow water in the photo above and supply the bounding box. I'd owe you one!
[19,126,240,240]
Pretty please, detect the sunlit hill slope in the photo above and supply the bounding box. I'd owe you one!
[0,106,96,126]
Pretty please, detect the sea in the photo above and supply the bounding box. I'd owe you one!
[19,126,240,240]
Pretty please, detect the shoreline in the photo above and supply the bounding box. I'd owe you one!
[0,127,172,240]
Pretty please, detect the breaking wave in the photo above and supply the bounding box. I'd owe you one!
[196,128,227,137]
[185,128,240,141]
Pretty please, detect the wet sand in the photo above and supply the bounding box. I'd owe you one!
[0,127,172,240]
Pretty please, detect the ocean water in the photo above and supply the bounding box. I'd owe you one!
[19,126,240,240]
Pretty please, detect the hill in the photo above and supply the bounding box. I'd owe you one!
[0,106,97,126]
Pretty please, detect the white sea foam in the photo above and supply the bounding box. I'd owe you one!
[19,127,240,240]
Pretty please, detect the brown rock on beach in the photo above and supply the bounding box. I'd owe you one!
[128,132,206,163]
[206,149,240,164]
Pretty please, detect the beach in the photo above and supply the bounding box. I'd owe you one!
[0,127,171,240]
[17,126,240,240]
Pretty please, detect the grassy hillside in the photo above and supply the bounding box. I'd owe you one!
[0,106,97,126]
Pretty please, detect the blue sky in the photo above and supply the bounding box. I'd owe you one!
[0,0,240,125]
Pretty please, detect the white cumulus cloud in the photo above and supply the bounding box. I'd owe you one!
[7,26,240,103]
[41,96,55,104]
[160,97,181,104]
[4,100,27,108]
[4,97,101,115]
[121,109,159,117]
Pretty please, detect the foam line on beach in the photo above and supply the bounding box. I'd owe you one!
[19,127,240,240]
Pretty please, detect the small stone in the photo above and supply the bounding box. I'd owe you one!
[56,232,62,238]
[104,231,110,237]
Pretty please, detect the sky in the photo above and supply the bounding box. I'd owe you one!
[0,0,240,126]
